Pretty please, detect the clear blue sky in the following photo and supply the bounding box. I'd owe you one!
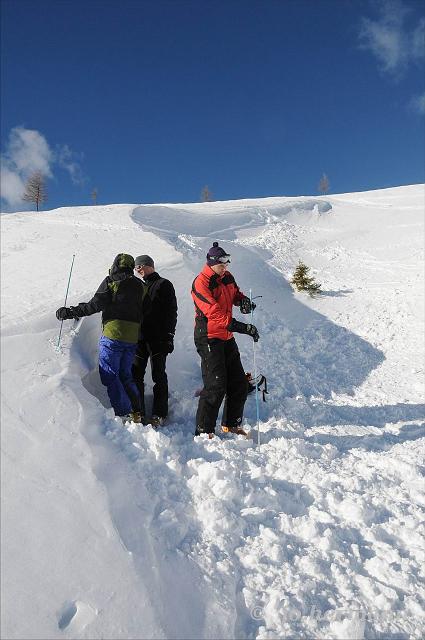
[1,0,424,211]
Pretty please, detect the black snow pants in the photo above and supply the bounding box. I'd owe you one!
[132,340,169,418]
[195,337,248,435]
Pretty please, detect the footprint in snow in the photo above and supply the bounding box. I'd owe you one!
[57,600,97,632]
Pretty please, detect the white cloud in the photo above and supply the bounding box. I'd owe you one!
[0,165,27,211]
[409,92,425,114]
[6,127,53,177]
[0,126,86,212]
[56,144,86,186]
[359,0,424,77]
[412,17,425,59]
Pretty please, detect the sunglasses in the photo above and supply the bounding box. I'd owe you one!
[216,255,231,264]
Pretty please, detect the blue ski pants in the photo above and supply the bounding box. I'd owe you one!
[98,336,141,416]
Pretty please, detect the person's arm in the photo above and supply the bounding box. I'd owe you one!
[56,278,112,320]
[73,278,113,316]
[231,279,256,314]
[156,280,178,354]
[225,273,255,312]
[228,318,259,342]
[233,283,245,307]
[160,280,178,336]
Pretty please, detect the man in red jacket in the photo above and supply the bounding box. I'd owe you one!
[191,242,259,437]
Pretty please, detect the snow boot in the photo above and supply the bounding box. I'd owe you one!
[150,415,166,428]
[121,411,143,424]
[221,424,250,437]
[195,426,215,438]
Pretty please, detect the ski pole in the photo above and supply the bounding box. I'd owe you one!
[57,254,76,350]
[250,288,261,449]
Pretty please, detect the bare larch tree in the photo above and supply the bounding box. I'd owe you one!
[201,185,213,202]
[22,171,48,211]
[318,173,330,195]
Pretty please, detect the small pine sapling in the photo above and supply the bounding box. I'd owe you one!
[291,261,322,297]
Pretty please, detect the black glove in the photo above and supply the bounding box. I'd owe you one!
[239,296,256,314]
[246,323,259,342]
[229,319,260,342]
[159,336,174,354]
[56,307,78,321]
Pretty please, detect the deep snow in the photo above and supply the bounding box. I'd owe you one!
[1,185,424,640]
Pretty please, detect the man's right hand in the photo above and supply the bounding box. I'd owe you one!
[240,296,256,314]
[56,307,77,321]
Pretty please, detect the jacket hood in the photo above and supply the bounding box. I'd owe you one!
[109,253,135,281]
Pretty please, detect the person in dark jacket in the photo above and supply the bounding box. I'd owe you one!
[191,242,259,437]
[132,255,178,426]
[56,253,144,422]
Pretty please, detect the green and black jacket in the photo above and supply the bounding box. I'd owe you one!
[69,254,144,343]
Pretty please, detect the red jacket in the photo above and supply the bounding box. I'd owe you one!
[191,264,245,341]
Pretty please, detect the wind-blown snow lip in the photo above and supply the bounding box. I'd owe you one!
[131,199,333,240]
[132,204,263,239]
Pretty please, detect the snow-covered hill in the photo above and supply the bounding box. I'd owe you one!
[1,185,424,640]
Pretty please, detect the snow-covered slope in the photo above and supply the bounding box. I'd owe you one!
[1,185,424,640]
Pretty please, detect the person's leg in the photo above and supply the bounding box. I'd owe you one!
[119,343,142,413]
[195,339,227,435]
[221,338,248,429]
[150,352,168,418]
[98,337,131,416]
[132,341,149,416]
